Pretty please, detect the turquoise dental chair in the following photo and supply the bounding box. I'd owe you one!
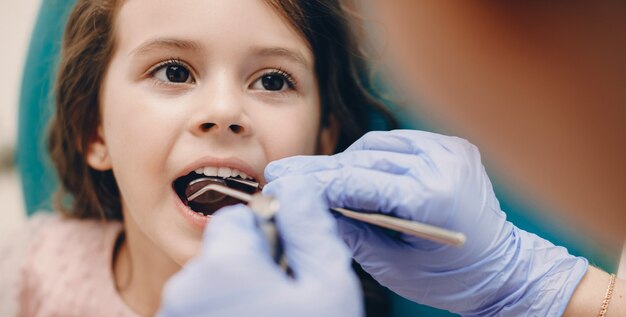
[17,1,617,316]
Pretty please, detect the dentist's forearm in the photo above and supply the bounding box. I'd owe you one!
[564,266,626,317]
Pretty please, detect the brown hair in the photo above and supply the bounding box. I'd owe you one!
[48,0,397,220]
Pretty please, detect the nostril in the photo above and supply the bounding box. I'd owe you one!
[229,124,244,134]
[200,123,215,131]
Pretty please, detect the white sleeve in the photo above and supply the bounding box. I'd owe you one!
[0,213,55,317]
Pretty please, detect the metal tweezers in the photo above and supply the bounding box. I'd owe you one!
[187,177,467,247]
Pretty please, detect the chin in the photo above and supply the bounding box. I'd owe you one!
[155,219,206,267]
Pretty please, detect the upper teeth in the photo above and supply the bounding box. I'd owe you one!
[194,166,251,180]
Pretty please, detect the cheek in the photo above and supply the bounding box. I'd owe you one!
[255,101,321,161]
[103,105,176,162]
[99,71,184,202]
[101,60,184,167]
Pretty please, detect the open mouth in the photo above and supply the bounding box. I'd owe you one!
[173,167,259,216]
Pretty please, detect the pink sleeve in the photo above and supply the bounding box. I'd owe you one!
[0,213,55,317]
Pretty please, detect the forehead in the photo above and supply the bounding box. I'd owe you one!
[114,0,312,63]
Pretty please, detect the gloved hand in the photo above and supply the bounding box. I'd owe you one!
[158,178,362,317]
[265,130,588,316]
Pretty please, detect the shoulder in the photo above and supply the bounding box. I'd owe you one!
[0,213,62,316]
[29,212,122,248]
[25,213,122,268]
[15,213,126,316]
[18,213,123,268]
[22,213,123,287]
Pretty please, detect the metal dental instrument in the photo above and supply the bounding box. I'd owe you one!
[185,177,259,204]
[186,178,249,203]
[186,178,230,203]
[330,207,466,247]
[189,177,467,247]
[187,179,287,269]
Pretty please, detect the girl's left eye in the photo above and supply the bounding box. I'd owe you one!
[251,70,296,92]
[151,61,195,84]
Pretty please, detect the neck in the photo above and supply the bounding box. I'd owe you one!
[113,219,180,316]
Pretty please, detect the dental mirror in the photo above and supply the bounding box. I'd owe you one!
[185,177,229,204]
[185,177,261,204]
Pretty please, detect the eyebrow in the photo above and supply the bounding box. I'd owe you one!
[130,39,310,68]
[130,38,202,56]
[251,47,311,68]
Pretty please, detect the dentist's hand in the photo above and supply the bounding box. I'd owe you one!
[158,178,362,317]
[265,130,588,316]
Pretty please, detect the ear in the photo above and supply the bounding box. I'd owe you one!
[85,125,112,171]
[318,115,340,155]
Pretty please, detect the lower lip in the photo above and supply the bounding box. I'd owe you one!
[174,192,212,231]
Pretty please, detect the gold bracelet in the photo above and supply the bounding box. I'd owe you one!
[598,273,616,317]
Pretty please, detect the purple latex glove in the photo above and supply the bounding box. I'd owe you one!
[265,130,588,316]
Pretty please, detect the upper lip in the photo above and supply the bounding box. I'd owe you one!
[174,156,261,183]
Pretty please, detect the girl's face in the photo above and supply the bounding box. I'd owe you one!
[87,0,336,265]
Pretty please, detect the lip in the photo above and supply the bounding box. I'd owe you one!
[174,156,262,183]
[174,191,212,231]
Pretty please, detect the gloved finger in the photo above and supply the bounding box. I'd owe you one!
[265,129,479,181]
[335,211,451,258]
[345,130,470,156]
[345,131,482,178]
[308,167,456,228]
[263,176,356,283]
[265,149,439,182]
[334,214,403,254]
[160,205,287,316]
[202,205,277,264]
[190,206,289,282]
[334,216,418,285]
[264,155,329,182]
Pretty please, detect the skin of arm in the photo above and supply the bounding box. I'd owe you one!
[564,267,626,316]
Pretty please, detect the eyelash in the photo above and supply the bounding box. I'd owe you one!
[265,68,298,90]
[148,58,195,84]
[146,58,298,91]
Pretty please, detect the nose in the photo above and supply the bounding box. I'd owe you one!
[189,84,251,138]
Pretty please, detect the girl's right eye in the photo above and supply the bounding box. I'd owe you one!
[151,60,195,84]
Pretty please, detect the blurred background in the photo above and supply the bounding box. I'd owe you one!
[0,0,40,240]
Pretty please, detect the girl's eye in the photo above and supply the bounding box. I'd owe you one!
[251,70,296,92]
[152,62,194,84]
[261,74,286,91]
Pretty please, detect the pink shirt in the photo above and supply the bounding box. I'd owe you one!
[0,213,139,317]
